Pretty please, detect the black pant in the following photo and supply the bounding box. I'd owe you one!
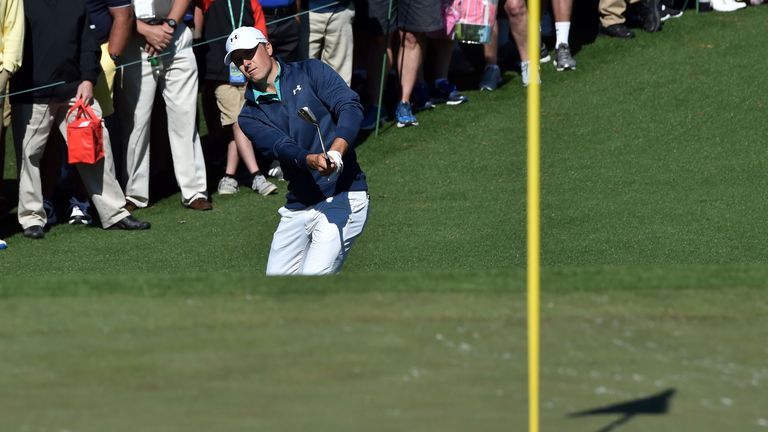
[265,12,302,62]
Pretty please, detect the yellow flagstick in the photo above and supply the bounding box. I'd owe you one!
[526,0,541,432]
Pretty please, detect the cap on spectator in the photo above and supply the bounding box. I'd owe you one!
[224,27,268,66]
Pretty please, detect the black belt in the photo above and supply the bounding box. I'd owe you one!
[262,6,296,17]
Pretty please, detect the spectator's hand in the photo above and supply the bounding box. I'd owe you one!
[75,81,94,106]
[144,43,157,57]
[139,22,174,52]
[0,69,11,95]
[306,153,336,175]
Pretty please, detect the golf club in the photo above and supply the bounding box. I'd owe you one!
[297,106,331,167]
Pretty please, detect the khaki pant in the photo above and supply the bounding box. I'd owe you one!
[114,25,208,208]
[599,0,641,27]
[308,4,355,86]
[12,99,129,229]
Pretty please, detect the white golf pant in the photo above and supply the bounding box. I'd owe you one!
[266,191,369,275]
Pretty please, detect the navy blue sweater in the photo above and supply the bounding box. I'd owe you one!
[239,59,367,210]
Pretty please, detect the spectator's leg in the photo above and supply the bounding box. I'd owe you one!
[364,0,396,106]
[552,0,573,26]
[484,20,499,66]
[552,0,572,45]
[599,0,627,28]
[432,38,453,81]
[224,137,240,177]
[551,0,576,71]
[505,0,529,61]
[267,18,301,62]
[0,73,8,184]
[215,83,259,176]
[161,27,208,205]
[308,11,326,61]
[398,30,425,103]
[479,20,502,90]
[114,36,159,208]
[321,5,356,86]
[12,103,53,229]
[57,100,130,229]
[232,122,260,174]
[366,34,391,106]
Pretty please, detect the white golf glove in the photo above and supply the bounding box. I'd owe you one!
[327,150,343,182]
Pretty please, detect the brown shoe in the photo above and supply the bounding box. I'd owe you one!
[187,197,213,211]
[124,201,138,213]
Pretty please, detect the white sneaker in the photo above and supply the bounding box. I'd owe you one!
[252,175,278,196]
[217,176,239,195]
[521,61,541,87]
[711,0,746,11]
[268,161,285,181]
[69,206,92,225]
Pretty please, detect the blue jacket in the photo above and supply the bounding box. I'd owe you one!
[239,58,367,210]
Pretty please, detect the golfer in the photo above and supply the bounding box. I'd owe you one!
[224,26,369,275]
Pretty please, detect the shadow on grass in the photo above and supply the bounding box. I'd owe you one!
[569,388,676,432]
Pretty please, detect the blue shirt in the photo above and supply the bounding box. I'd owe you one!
[85,0,131,44]
[258,0,294,9]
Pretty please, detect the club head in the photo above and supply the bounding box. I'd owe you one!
[297,106,318,125]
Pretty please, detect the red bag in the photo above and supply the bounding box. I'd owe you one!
[66,99,104,164]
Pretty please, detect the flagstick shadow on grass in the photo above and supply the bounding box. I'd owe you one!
[569,388,676,432]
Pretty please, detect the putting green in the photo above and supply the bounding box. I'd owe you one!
[1,287,764,431]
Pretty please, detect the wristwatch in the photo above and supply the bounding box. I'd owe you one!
[110,53,121,65]
[166,18,177,29]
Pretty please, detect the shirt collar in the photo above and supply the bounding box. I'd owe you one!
[250,61,282,104]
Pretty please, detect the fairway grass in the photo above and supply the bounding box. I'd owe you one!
[1,288,766,432]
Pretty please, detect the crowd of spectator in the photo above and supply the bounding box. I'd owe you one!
[0,0,764,248]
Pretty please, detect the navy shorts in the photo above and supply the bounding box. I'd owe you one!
[365,0,443,35]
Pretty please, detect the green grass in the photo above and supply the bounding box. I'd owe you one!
[0,289,766,431]
[1,8,768,432]
[5,10,768,284]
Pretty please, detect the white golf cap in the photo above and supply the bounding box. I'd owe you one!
[224,27,268,66]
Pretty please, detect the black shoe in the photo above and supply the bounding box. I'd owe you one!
[23,225,45,239]
[601,24,636,39]
[641,0,662,32]
[109,215,151,230]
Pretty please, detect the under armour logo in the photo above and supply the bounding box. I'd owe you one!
[293,85,302,95]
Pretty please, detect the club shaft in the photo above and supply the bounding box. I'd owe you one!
[315,125,331,165]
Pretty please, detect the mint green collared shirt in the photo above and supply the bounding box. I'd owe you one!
[250,62,282,104]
